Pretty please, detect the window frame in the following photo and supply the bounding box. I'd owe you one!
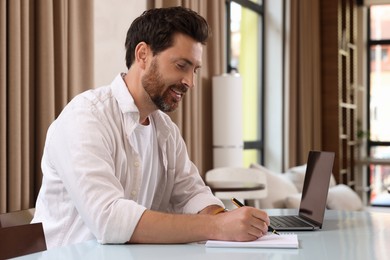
[226,0,265,165]
[366,5,390,204]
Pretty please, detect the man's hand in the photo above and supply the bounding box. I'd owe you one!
[212,206,270,241]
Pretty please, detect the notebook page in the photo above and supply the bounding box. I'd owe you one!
[205,233,298,249]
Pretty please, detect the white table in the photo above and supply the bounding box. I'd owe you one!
[14,209,390,260]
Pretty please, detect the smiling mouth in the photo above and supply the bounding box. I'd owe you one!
[170,87,185,102]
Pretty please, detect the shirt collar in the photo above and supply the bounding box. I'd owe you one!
[111,73,139,114]
[110,73,172,140]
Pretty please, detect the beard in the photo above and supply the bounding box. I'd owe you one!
[141,58,187,112]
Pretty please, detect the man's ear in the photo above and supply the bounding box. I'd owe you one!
[135,42,149,70]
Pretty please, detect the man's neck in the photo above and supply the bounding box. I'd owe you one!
[140,116,150,125]
[122,70,156,125]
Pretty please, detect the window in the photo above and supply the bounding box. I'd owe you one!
[226,0,264,166]
[367,5,390,206]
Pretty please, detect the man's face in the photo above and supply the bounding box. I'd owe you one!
[141,33,203,112]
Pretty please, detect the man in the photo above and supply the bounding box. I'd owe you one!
[32,6,269,249]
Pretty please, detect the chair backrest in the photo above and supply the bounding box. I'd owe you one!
[0,209,46,259]
[205,167,268,200]
[0,208,35,228]
[0,223,46,259]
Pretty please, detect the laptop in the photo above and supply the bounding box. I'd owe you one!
[269,151,335,231]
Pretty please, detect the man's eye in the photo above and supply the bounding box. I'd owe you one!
[177,63,186,70]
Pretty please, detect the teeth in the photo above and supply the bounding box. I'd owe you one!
[171,88,182,96]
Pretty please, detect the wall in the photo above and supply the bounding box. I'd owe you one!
[93,0,147,87]
[264,0,284,172]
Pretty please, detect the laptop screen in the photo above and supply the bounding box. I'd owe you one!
[299,151,335,225]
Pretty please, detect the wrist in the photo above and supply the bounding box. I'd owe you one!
[212,207,228,215]
[198,204,227,215]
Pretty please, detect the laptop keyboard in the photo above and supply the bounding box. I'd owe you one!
[270,216,313,228]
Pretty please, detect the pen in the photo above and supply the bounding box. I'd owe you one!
[231,197,280,236]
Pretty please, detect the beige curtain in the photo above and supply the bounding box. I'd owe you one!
[149,0,226,177]
[0,0,93,213]
[286,0,322,168]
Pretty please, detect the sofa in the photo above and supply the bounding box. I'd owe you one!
[250,163,364,211]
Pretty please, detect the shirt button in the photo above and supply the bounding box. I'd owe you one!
[131,191,137,196]
[134,161,140,167]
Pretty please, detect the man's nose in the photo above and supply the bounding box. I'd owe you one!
[181,71,195,89]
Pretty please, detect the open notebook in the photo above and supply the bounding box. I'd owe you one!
[205,233,298,249]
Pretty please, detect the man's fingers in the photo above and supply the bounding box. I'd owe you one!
[251,209,270,226]
[247,221,268,238]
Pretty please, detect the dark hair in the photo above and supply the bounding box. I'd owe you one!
[124,6,210,69]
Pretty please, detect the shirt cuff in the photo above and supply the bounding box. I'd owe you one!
[183,193,225,214]
[98,199,147,244]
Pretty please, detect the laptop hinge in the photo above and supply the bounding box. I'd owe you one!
[299,215,322,228]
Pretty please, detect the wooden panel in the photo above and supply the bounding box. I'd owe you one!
[320,0,340,182]
[320,0,358,187]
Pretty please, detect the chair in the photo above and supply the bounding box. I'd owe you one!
[0,209,46,259]
[0,208,35,228]
[205,167,267,209]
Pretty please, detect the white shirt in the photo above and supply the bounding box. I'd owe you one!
[32,74,223,249]
[130,118,161,207]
